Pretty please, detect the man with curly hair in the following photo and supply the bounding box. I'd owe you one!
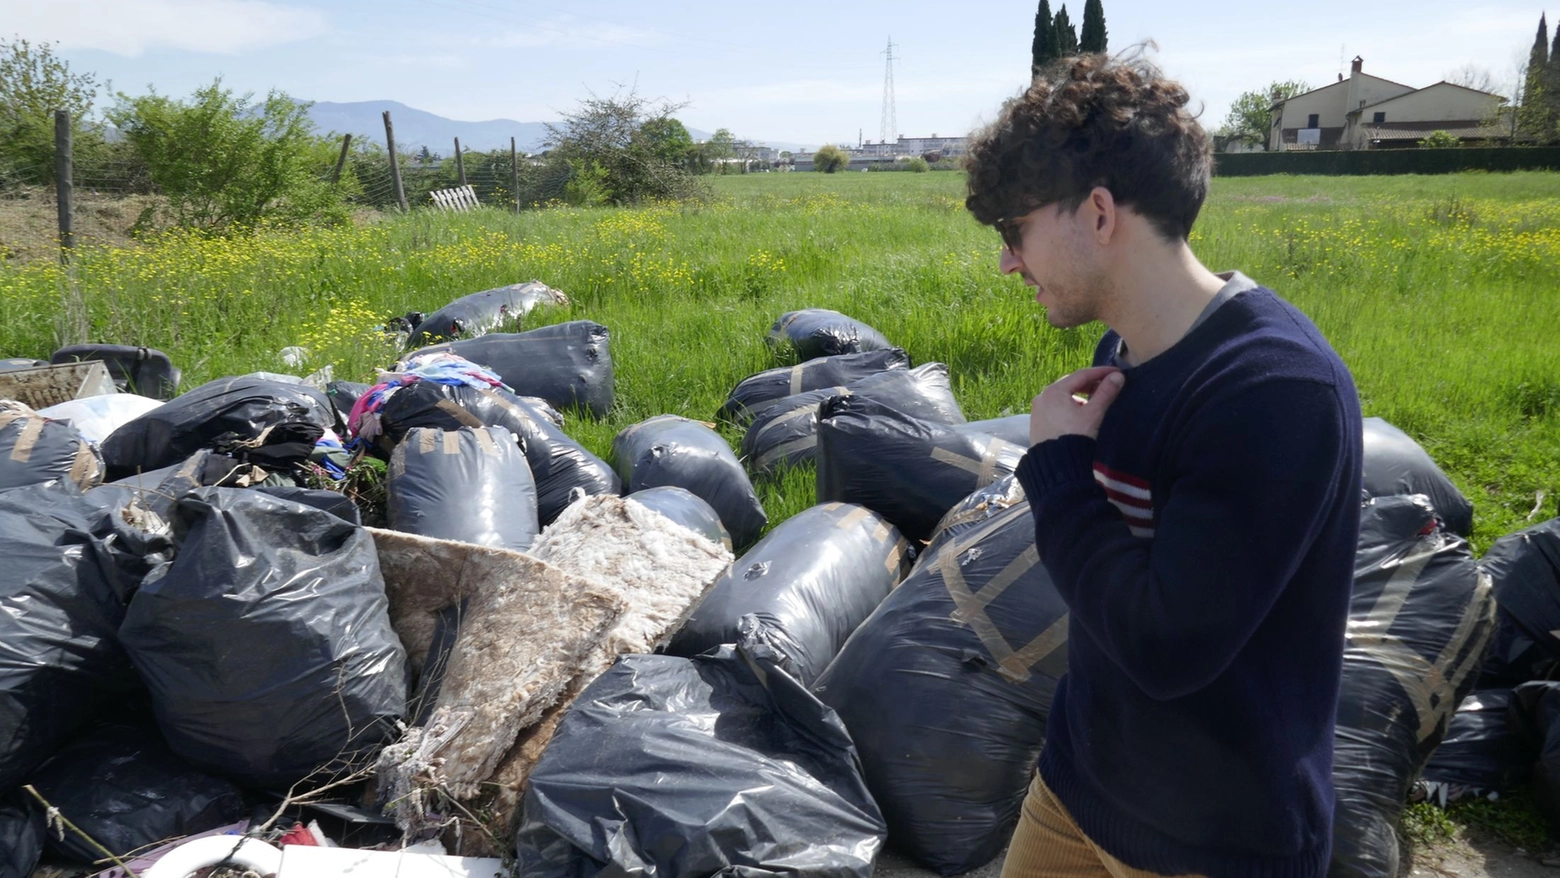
[965,54,1362,878]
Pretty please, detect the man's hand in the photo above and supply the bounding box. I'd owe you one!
[1030,366,1125,445]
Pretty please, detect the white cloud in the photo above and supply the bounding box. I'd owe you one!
[473,18,661,51]
[0,0,329,56]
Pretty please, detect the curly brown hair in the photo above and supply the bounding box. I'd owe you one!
[965,52,1211,241]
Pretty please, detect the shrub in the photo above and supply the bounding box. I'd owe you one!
[905,157,930,173]
[814,144,850,173]
[1419,130,1461,149]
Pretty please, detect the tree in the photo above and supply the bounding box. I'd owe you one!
[1031,0,1055,76]
[1220,80,1309,150]
[1053,5,1079,57]
[106,79,348,230]
[1080,0,1107,54]
[539,86,707,204]
[634,116,693,167]
[813,144,849,173]
[0,37,100,184]
[699,128,737,174]
[1445,64,1500,94]
[1523,14,1559,143]
[1418,130,1460,149]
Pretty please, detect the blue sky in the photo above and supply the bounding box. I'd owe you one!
[2,0,1546,149]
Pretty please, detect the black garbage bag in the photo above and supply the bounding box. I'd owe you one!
[326,380,373,422]
[1481,517,1560,671]
[816,395,1026,542]
[1330,495,1494,878]
[612,415,766,550]
[387,425,539,551]
[29,720,247,863]
[954,415,1031,448]
[668,502,912,686]
[1417,689,1532,805]
[625,485,732,551]
[1510,680,1560,834]
[118,488,407,790]
[1479,607,1558,688]
[0,400,103,491]
[1361,417,1473,537]
[767,308,893,360]
[742,365,966,477]
[719,348,911,425]
[0,795,43,878]
[100,375,336,480]
[51,344,181,400]
[515,644,886,878]
[0,483,136,793]
[256,485,363,525]
[927,474,1027,556]
[376,381,618,525]
[407,281,569,347]
[419,320,613,418]
[813,499,1067,876]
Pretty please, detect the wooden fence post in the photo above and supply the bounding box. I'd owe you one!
[54,109,73,254]
[331,133,353,186]
[510,137,520,214]
[383,110,408,212]
[454,137,467,186]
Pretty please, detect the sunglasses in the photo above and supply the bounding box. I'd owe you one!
[995,216,1025,252]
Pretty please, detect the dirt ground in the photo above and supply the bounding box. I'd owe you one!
[0,188,149,263]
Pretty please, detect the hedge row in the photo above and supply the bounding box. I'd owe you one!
[1213,147,1560,177]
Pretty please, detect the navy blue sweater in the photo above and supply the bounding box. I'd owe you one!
[1014,287,1362,878]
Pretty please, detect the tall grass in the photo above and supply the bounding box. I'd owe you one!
[1,170,1556,549]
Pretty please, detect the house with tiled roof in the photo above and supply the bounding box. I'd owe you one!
[1269,56,1509,150]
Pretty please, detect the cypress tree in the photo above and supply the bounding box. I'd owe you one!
[1080,0,1107,53]
[1530,14,1549,76]
[1031,0,1055,76]
[1524,14,1556,141]
[1054,5,1079,56]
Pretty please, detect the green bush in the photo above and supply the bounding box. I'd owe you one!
[106,79,350,231]
[814,144,850,173]
[1419,130,1461,149]
[0,37,102,185]
[905,156,930,173]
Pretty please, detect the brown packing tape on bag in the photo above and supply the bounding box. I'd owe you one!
[434,399,485,429]
[67,442,98,489]
[473,427,500,456]
[834,504,874,533]
[886,536,910,577]
[10,417,44,463]
[929,436,1019,488]
[417,428,439,455]
[441,430,461,455]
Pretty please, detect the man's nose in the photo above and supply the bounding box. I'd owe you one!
[999,247,1023,275]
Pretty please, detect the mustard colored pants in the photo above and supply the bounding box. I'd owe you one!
[1000,774,1204,878]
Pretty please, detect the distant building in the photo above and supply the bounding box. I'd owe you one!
[858,134,968,158]
[1270,56,1508,150]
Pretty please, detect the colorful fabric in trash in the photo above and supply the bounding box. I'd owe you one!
[347,353,510,443]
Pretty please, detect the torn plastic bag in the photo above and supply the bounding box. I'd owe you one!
[1480,517,1560,674]
[419,320,613,418]
[51,343,181,400]
[0,795,43,878]
[1330,495,1494,878]
[953,415,1031,448]
[29,719,247,863]
[388,425,539,551]
[767,308,893,360]
[1510,680,1560,834]
[927,474,1027,556]
[612,415,766,550]
[1361,417,1473,537]
[742,364,966,477]
[667,502,912,686]
[99,375,336,480]
[0,482,136,793]
[813,499,1067,876]
[625,485,732,551]
[407,280,569,347]
[375,380,618,525]
[38,394,164,445]
[118,487,407,789]
[719,347,911,425]
[0,400,103,491]
[514,644,886,878]
[1417,689,1532,805]
[816,395,1026,542]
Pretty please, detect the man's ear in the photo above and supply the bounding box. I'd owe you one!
[1089,186,1117,245]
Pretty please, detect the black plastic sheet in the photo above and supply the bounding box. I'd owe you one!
[1330,495,1494,878]
[814,499,1067,876]
[767,308,893,360]
[100,375,336,481]
[256,485,364,525]
[419,320,613,418]
[1361,417,1473,537]
[407,281,569,347]
[387,425,539,551]
[719,348,911,425]
[29,720,247,862]
[51,344,181,400]
[0,401,103,491]
[327,380,373,422]
[119,487,407,790]
[0,795,43,878]
[741,365,966,477]
[1510,680,1560,835]
[515,644,886,878]
[624,485,732,551]
[1418,689,1532,804]
[376,380,619,525]
[1481,517,1560,673]
[668,502,911,686]
[612,415,766,550]
[816,395,1026,542]
[0,482,135,794]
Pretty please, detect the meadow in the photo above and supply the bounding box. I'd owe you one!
[0,170,1557,552]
